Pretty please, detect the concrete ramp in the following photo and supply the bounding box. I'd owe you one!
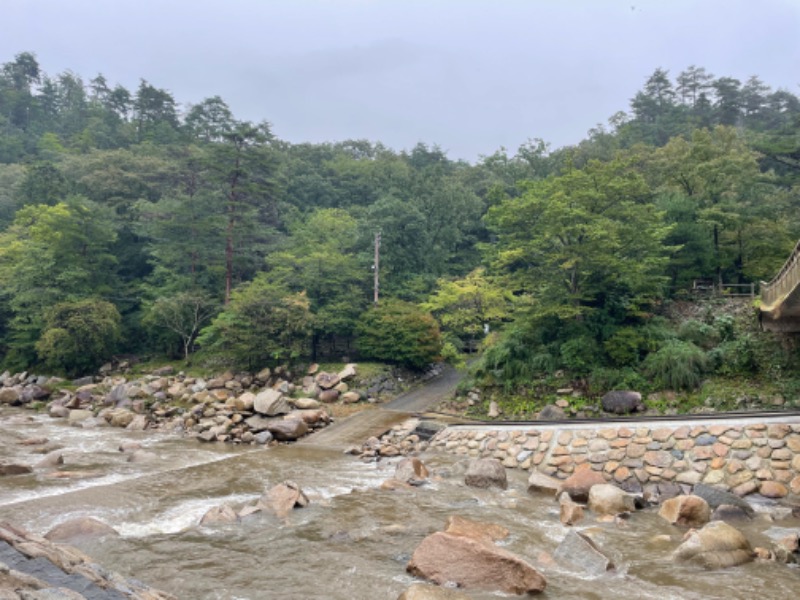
[301,365,464,451]
[300,408,413,451]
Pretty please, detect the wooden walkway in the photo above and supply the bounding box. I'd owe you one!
[761,239,800,332]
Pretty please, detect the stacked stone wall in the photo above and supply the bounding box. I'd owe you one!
[429,422,800,498]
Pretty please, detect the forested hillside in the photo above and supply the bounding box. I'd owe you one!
[1,52,799,400]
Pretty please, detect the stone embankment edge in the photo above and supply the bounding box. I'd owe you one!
[428,416,800,498]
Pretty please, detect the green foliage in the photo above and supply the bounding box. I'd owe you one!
[677,319,719,350]
[486,155,674,321]
[560,336,601,375]
[588,367,649,394]
[0,51,798,397]
[0,197,119,364]
[423,268,510,352]
[643,339,708,390]
[197,274,313,370]
[603,326,657,367]
[142,291,219,360]
[473,325,548,390]
[355,300,442,370]
[36,299,121,376]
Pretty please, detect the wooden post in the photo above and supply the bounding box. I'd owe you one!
[373,231,381,305]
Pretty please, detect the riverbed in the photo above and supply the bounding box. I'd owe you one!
[1,409,798,599]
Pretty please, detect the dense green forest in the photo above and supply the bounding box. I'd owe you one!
[1,52,799,401]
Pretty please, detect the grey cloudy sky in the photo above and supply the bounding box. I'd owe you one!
[3,0,800,161]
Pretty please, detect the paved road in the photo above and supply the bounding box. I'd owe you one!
[385,365,463,412]
[301,365,464,451]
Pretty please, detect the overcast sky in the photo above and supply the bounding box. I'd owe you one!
[3,0,799,161]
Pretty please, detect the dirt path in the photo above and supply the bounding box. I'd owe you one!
[301,365,463,450]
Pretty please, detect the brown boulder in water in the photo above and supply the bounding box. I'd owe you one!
[559,492,584,526]
[444,515,509,544]
[0,463,32,476]
[266,418,309,441]
[527,471,561,496]
[394,457,430,484]
[588,483,637,516]
[45,517,118,542]
[259,481,310,518]
[672,521,753,568]
[407,531,546,595]
[200,504,239,526]
[558,464,605,502]
[464,458,507,490]
[658,495,711,528]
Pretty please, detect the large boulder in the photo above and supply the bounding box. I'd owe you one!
[318,389,340,403]
[658,495,711,528]
[464,458,507,490]
[395,457,430,485]
[443,515,508,544]
[338,363,357,381]
[287,409,330,427]
[315,372,341,390]
[559,492,584,526]
[527,471,562,496]
[21,385,51,403]
[554,530,615,576]
[106,383,130,407]
[45,517,118,542]
[290,397,321,410]
[244,415,274,432]
[0,464,33,476]
[558,464,606,502]
[672,521,753,568]
[259,481,309,518]
[253,389,290,416]
[200,504,239,526]
[397,583,473,600]
[601,390,644,414]
[692,483,754,518]
[67,409,93,424]
[406,531,546,595]
[35,451,64,469]
[588,484,638,516]
[537,404,566,420]
[267,418,309,441]
[0,388,19,405]
[106,407,136,428]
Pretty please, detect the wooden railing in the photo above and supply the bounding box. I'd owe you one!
[690,280,757,298]
[761,239,800,308]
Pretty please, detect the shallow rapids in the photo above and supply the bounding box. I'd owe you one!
[1,409,798,599]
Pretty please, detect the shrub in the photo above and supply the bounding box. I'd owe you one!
[604,326,665,367]
[643,340,708,390]
[588,367,649,394]
[560,335,601,375]
[677,319,719,350]
[473,326,548,390]
[197,274,313,370]
[355,300,442,370]
[36,299,121,377]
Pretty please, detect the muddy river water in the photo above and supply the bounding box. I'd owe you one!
[1,409,798,599]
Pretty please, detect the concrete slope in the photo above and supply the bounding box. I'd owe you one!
[301,365,464,451]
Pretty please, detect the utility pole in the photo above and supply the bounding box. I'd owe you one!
[373,231,381,305]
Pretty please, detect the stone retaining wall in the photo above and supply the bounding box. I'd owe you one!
[429,421,800,498]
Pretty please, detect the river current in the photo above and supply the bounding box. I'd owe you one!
[1,409,798,599]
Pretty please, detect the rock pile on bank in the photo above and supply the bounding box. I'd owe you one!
[0,363,378,446]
